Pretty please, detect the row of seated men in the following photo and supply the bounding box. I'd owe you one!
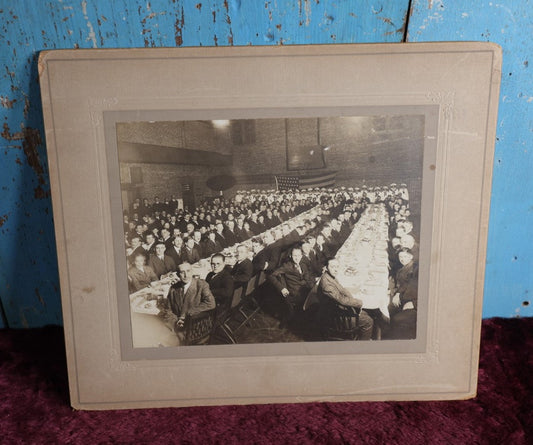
[126,184,409,224]
[127,192,355,294]
[122,184,401,258]
[127,191,377,341]
[124,189,346,271]
[127,185,417,342]
[124,191,319,249]
[382,194,418,340]
[126,196,359,294]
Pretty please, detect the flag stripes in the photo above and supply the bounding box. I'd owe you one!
[275,171,337,191]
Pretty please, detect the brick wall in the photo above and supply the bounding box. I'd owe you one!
[119,115,425,212]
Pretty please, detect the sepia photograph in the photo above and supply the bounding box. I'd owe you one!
[117,115,424,348]
[39,44,499,408]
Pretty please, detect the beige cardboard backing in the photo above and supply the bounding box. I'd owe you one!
[39,43,501,410]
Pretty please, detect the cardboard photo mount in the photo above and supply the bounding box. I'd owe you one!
[39,43,501,410]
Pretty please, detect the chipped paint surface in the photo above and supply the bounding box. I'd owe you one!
[0,0,529,327]
[409,0,533,318]
[0,1,411,328]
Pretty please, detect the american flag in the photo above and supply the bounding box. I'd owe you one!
[275,171,337,191]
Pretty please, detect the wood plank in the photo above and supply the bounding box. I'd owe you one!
[0,1,411,327]
[408,0,532,318]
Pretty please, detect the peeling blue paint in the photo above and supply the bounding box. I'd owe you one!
[0,0,411,328]
[0,0,530,326]
[409,0,533,318]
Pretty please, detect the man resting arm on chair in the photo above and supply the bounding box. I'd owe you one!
[317,258,373,340]
[162,262,216,340]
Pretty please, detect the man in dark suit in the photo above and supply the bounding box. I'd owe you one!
[231,244,253,290]
[269,246,315,329]
[263,209,276,229]
[223,220,238,247]
[313,233,328,270]
[234,218,247,242]
[192,230,205,258]
[166,262,216,340]
[148,242,177,279]
[251,237,272,275]
[301,237,322,278]
[261,231,283,271]
[389,249,418,340]
[246,213,260,235]
[202,230,223,258]
[320,225,338,258]
[160,228,173,249]
[183,236,201,264]
[205,253,234,308]
[166,236,185,270]
[338,213,352,242]
[255,215,267,234]
[142,232,157,256]
[215,222,228,249]
[329,219,344,250]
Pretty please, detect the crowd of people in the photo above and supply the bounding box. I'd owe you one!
[124,183,419,342]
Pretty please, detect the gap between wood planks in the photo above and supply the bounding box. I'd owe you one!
[403,0,414,42]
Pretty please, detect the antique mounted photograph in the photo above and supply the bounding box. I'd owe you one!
[39,43,501,409]
[117,115,425,349]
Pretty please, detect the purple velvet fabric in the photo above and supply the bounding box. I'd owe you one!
[1,318,531,443]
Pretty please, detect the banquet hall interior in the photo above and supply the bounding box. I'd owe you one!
[117,115,424,347]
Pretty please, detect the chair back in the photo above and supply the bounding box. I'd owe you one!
[245,275,257,297]
[183,308,217,345]
[257,270,267,286]
[230,287,243,309]
[321,303,359,341]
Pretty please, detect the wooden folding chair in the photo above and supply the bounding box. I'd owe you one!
[320,305,360,341]
[183,308,217,346]
[257,270,267,286]
[235,274,262,331]
[217,287,243,344]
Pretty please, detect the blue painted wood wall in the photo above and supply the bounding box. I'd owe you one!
[0,0,530,328]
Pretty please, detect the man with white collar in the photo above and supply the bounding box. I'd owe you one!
[231,244,254,290]
[148,242,177,279]
[317,258,373,340]
[166,262,216,338]
[269,246,314,329]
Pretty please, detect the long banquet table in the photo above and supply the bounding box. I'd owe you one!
[334,203,391,318]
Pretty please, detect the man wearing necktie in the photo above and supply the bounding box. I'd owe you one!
[148,242,176,279]
[317,258,373,340]
[167,236,185,270]
[269,246,315,329]
[164,262,216,341]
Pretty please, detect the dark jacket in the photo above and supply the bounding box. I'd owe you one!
[268,260,314,304]
[166,245,185,269]
[202,238,223,258]
[182,246,201,264]
[148,254,177,278]
[222,228,237,247]
[205,266,234,306]
[231,258,254,288]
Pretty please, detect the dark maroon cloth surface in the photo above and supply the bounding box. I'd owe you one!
[1,318,531,444]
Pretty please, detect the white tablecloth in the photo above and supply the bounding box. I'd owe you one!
[335,204,391,318]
